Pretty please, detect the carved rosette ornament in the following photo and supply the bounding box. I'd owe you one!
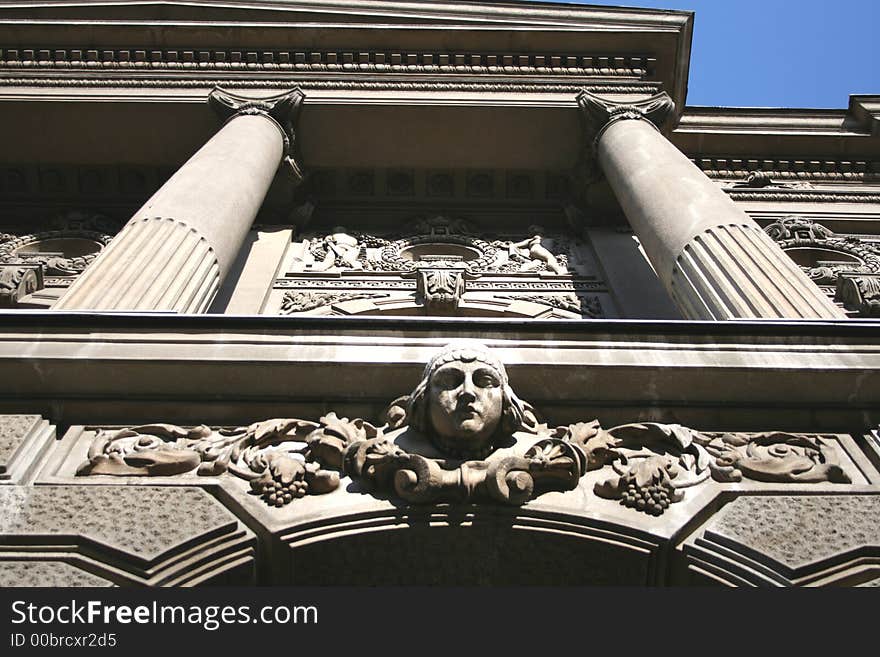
[76,343,852,513]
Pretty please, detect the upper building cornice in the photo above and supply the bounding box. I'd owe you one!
[0,0,694,112]
[672,96,880,160]
[0,1,694,28]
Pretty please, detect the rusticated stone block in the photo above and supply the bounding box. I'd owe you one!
[0,486,256,586]
[0,561,114,587]
[708,495,880,570]
[683,494,880,586]
[0,415,40,469]
[0,486,232,561]
[0,415,55,484]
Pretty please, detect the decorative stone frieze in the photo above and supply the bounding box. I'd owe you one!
[496,293,603,318]
[694,157,880,184]
[0,212,118,306]
[75,343,854,515]
[0,47,655,79]
[0,213,115,276]
[280,290,388,314]
[275,216,604,317]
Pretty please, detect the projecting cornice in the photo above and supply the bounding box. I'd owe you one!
[0,0,694,112]
[0,1,694,29]
[676,96,880,137]
[672,95,880,161]
[850,95,880,137]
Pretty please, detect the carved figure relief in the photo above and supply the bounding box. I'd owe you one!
[303,227,365,272]
[280,215,598,317]
[507,226,568,275]
[836,274,880,317]
[77,343,853,514]
[497,293,602,318]
[292,216,575,276]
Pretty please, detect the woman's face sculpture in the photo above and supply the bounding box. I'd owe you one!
[427,359,504,451]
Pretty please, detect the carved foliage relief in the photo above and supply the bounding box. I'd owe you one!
[77,343,853,515]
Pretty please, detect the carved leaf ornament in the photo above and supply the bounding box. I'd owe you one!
[78,419,850,514]
[77,345,852,514]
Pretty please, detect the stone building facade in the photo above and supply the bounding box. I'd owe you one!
[0,0,878,586]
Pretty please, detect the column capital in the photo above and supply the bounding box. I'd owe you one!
[577,90,675,151]
[209,87,306,181]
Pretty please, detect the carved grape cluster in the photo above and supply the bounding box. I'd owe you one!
[619,482,671,516]
[252,476,308,507]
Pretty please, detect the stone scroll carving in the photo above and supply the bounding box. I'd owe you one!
[279,290,388,314]
[835,274,880,317]
[0,264,43,307]
[77,343,852,513]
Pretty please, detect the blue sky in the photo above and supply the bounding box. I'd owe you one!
[533,0,879,109]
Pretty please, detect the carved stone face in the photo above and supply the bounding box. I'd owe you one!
[427,359,504,451]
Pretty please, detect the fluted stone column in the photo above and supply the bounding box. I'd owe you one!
[578,90,845,320]
[56,88,304,313]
